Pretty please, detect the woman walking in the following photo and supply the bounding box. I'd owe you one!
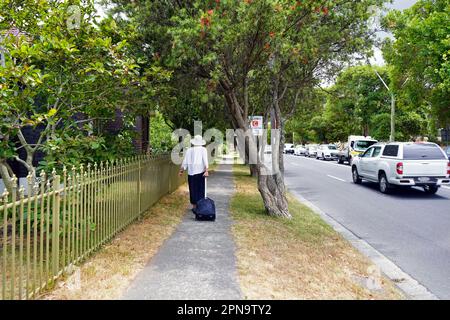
[179,135,209,212]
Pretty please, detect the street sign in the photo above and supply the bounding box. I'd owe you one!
[250,116,263,136]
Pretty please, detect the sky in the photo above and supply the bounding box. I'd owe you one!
[389,0,419,10]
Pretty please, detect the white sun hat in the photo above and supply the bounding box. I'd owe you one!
[190,135,206,146]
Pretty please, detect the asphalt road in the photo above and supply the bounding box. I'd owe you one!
[284,154,450,299]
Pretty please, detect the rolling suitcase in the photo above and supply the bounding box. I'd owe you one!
[195,177,216,221]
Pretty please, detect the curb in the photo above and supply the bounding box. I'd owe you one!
[290,190,439,300]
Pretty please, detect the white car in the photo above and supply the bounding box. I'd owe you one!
[284,143,295,154]
[294,145,306,156]
[317,144,339,160]
[351,142,450,194]
[305,144,318,157]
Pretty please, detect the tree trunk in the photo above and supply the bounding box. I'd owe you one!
[0,160,15,194]
[265,119,290,218]
[221,82,291,219]
[252,163,291,218]
[249,165,258,177]
[247,139,258,177]
[278,119,286,174]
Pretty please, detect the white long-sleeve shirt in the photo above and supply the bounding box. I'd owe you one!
[181,146,209,176]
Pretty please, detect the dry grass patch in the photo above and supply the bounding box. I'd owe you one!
[41,184,189,300]
[231,165,403,300]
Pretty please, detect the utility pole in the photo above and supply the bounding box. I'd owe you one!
[373,70,396,142]
[366,58,408,143]
[390,91,395,143]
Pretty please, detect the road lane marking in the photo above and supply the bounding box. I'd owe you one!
[327,175,346,182]
[442,186,450,190]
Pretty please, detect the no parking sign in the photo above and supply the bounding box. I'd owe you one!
[250,116,263,136]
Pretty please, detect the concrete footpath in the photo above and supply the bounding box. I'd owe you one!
[122,164,242,300]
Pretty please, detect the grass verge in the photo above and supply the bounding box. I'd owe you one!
[230,165,403,300]
[41,184,189,300]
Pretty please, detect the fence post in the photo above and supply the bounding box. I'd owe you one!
[52,174,61,278]
[138,157,142,218]
[168,161,172,194]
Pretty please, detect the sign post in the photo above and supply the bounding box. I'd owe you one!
[249,116,263,161]
[249,116,263,136]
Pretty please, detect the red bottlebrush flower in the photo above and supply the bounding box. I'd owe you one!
[322,7,329,15]
[269,31,276,38]
[200,17,211,26]
[207,9,214,15]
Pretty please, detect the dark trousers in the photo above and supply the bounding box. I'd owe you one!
[188,172,205,205]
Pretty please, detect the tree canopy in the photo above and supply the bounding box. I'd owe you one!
[382,0,450,128]
[0,0,168,192]
[108,0,389,218]
[286,0,449,145]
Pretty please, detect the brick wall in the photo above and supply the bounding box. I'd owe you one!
[133,115,150,154]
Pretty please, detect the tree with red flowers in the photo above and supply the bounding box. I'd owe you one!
[111,0,389,218]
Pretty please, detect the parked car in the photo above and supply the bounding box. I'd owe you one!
[317,144,339,160]
[305,144,318,157]
[351,142,450,194]
[294,145,306,156]
[284,143,295,154]
[337,135,378,165]
[444,146,450,159]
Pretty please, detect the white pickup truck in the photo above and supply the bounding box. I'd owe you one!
[352,142,450,194]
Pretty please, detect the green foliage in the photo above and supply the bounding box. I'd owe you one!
[369,113,391,141]
[109,0,388,131]
[287,65,429,143]
[150,112,176,153]
[106,0,231,132]
[382,0,450,127]
[39,131,135,171]
[0,0,170,181]
[287,66,391,143]
[328,65,392,140]
[285,1,450,144]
